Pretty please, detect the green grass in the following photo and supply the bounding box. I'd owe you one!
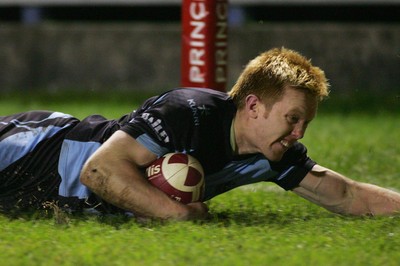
[0,91,399,265]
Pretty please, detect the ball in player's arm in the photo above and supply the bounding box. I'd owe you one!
[80,132,208,220]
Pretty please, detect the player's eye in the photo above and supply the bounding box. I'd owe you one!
[286,115,300,124]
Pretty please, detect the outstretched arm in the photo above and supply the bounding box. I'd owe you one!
[293,164,400,216]
[80,130,208,220]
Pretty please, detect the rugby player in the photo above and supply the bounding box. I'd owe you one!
[1,47,400,219]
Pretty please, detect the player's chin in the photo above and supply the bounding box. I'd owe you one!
[264,146,286,161]
[267,154,284,162]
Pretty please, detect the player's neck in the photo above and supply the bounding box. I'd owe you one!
[230,117,237,154]
[233,111,258,155]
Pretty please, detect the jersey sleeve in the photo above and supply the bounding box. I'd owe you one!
[269,142,316,190]
[119,91,199,157]
[120,113,171,157]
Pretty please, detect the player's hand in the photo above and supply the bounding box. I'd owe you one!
[185,202,210,220]
[135,201,209,222]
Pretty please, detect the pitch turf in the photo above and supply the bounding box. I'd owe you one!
[0,91,399,265]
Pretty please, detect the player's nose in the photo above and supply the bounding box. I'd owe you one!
[291,125,305,140]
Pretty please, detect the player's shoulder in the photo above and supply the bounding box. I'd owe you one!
[164,87,230,101]
[142,87,233,111]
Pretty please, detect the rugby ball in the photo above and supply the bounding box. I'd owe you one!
[145,153,205,204]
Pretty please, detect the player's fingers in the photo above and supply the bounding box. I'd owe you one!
[188,201,208,211]
[187,202,209,220]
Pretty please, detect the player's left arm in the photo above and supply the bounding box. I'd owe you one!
[80,130,208,220]
[292,164,400,216]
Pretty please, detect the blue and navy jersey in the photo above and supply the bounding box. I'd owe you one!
[0,88,315,212]
[0,111,132,211]
[121,88,316,201]
[0,111,80,210]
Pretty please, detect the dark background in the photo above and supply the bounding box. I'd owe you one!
[0,4,399,23]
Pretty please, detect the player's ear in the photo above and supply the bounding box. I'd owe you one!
[245,94,261,118]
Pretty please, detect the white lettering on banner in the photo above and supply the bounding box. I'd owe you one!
[190,40,205,48]
[189,48,205,66]
[188,1,207,83]
[190,21,205,39]
[190,1,208,20]
[189,66,204,83]
[215,1,228,83]
[216,7,227,39]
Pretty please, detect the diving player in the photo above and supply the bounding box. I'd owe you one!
[2,47,400,219]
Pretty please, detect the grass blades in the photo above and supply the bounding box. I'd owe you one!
[0,92,399,265]
[1,191,400,266]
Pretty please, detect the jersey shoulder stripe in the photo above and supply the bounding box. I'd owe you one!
[0,111,77,171]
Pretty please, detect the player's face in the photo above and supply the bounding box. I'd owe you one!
[251,86,318,161]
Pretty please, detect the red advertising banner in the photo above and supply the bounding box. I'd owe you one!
[181,0,228,92]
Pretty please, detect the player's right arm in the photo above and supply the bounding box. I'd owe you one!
[80,130,208,220]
